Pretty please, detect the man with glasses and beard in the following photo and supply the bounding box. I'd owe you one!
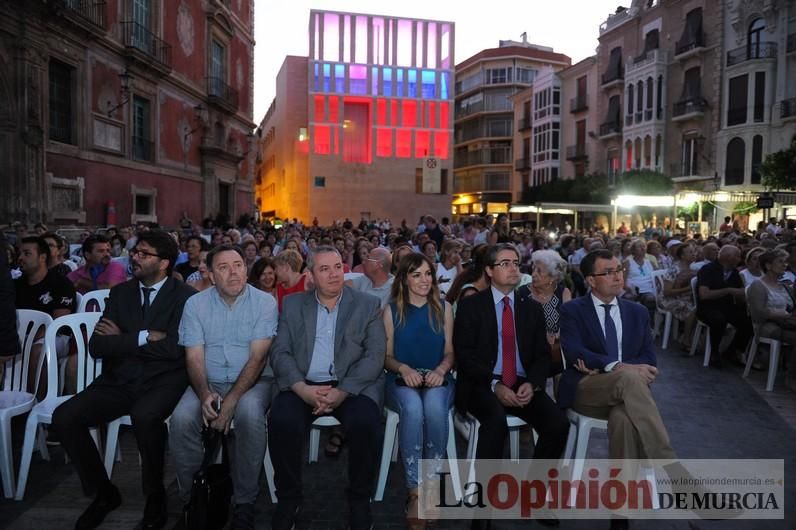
[68,234,128,294]
[52,231,196,530]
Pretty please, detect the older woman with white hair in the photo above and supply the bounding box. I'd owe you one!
[525,249,572,373]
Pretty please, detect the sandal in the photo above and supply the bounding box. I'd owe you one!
[324,431,345,458]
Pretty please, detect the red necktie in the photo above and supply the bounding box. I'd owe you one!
[501,296,517,389]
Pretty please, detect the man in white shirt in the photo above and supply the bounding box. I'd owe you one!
[347,247,394,307]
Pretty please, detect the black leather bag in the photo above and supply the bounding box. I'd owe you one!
[183,427,233,530]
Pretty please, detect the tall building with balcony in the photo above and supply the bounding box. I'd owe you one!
[716,1,796,190]
[559,56,600,178]
[453,38,570,216]
[255,10,455,224]
[1,0,256,226]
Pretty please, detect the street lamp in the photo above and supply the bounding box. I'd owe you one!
[106,68,133,117]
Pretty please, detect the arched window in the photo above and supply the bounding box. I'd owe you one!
[627,84,634,116]
[646,77,654,111]
[748,18,765,58]
[625,140,633,170]
[751,135,763,184]
[725,137,745,185]
[637,81,644,112]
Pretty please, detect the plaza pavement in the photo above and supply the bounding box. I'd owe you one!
[1,343,794,529]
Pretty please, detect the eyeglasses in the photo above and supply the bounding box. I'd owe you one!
[492,260,521,269]
[590,267,626,277]
[131,249,162,259]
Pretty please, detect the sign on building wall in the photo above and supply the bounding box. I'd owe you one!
[422,156,441,193]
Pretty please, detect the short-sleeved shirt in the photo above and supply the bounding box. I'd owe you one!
[68,261,128,294]
[350,274,394,308]
[15,270,76,316]
[179,284,278,384]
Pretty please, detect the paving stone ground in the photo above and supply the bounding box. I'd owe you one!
[1,343,794,529]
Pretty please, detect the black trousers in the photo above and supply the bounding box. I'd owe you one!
[467,380,569,460]
[51,371,187,497]
[697,305,753,358]
[268,391,381,505]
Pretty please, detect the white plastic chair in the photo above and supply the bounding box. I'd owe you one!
[462,412,537,462]
[0,310,52,498]
[651,270,678,350]
[14,312,102,500]
[743,323,785,391]
[77,289,110,313]
[689,277,737,367]
[564,409,658,508]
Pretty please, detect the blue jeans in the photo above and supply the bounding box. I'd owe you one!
[386,379,454,489]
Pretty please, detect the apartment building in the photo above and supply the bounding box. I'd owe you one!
[716,0,796,190]
[1,0,256,226]
[453,39,570,216]
[255,10,455,224]
[559,56,601,179]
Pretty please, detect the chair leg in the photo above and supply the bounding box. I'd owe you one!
[562,421,577,468]
[653,312,662,339]
[766,342,781,391]
[662,314,672,350]
[0,417,15,498]
[743,336,759,378]
[104,419,122,479]
[308,427,320,464]
[643,467,660,509]
[445,411,463,502]
[689,325,701,357]
[702,329,712,367]
[569,421,592,507]
[373,411,399,502]
[35,425,49,462]
[263,443,277,503]
[509,428,519,462]
[14,417,39,500]
[390,427,399,463]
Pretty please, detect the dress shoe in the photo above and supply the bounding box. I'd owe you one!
[75,483,122,530]
[609,517,629,530]
[271,502,300,530]
[142,488,167,529]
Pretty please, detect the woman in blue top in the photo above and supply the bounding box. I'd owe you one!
[383,253,454,530]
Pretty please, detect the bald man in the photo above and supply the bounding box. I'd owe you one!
[347,247,394,308]
[695,244,753,367]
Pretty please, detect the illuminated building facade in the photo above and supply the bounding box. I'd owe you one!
[256,10,455,224]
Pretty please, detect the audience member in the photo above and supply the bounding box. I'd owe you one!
[248,257,277,297]
[68,235,127,294]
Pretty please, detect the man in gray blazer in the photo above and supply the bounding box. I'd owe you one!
[269,245,386,530]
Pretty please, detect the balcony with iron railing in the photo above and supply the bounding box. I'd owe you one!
[598,120,622,138]
[672,97,708,121]
[788,34,796,54]
[454,147,511,168]
[668,162,705,181]
[59,0,106,34]
[726,42,777,67]
[207,76,239,113]
[455,99,513,121]
[601,67,624,88]
[517,116,532,131]
[570,95,588,113]
[515,157,531,171]
[566,144,588,161]
[782,98,796,120]
[627,49,667,74]
[121,21,172,73]
[453,172,511,194]
[675,32,706,59]
[132,136,153,162]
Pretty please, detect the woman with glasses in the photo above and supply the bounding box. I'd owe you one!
[524,250,571,373]
[383,253,454,529]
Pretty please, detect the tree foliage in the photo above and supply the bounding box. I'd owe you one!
[761,136,796,191]
[522,170,673,204]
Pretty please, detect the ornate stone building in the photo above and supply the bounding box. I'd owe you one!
[0,0,256,227]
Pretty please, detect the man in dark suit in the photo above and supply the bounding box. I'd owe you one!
[52,231,196,530]
[268,245,386,530]
[454,243,569,528]
[560,249,676,530]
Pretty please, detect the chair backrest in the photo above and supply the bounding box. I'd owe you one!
[74,292,83,312]
[2,310,53,393]
[78,289,110,313]
[650,269,668,310]
[690,276,699,306]
[43,313,102,400]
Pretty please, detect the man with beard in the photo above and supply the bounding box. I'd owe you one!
[51,231,196,530]
[171,244,278,530]
[68,235,128,294]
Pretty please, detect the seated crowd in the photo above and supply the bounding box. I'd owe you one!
[3,213,796,530]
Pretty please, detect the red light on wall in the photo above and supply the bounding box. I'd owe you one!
[440,102,449,127]
[391,100,398,126]
[415,130,430,159]
[334,126,340,155]
[377,128,393,157]
[396,129,411,158]
[377,99,387,126]
[329,96,339,123]
[314,125,330,154]
[314,95,325,122]
[401,100,417,128]
[434,131,448,159]
[428,101,436,129]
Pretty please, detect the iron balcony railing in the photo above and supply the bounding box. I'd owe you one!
[788,34,796,54]
[781,98,796,119]
[672,97,708,118]
[566,145,588,161]
[599,121,622,137]
[515,158,531,171]
[62,0,106,29]
[601,67,624,85]
[121,21,172,70]
[517,117,532,131]
[675,32,705,56]
[207,76,239,111]
[727,42,777,67]
[570,96,588,113]
[132,136,153,162]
